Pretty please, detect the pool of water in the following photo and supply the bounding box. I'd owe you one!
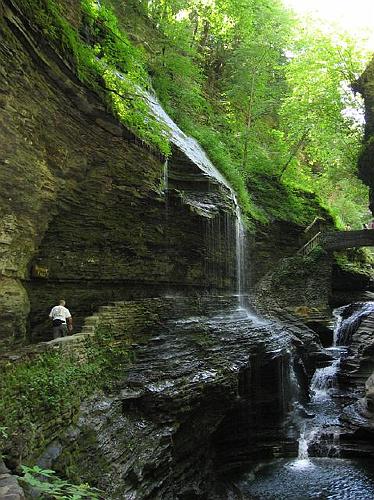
[237,457,374,499]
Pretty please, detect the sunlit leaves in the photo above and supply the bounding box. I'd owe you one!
[279,25,369,226]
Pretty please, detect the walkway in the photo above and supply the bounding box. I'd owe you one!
[299,227,374,256]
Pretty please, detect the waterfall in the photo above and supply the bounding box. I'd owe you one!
[310,358,340,399]
[163,159,168,194]
[235,202,246,308]
[296,302,374,459]
[334,302,374,346]
[297,432,310,461]
[293,304,360,462]
[294,353,342,463]
[144,87,248,305]
[111,68,248,303]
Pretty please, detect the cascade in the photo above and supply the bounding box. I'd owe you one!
[235,201,246,308]
[297,431,311,462]
[111,68,248,304]
[145,88,248,306]
[163,158,168,194]
[334,302,374,346]
[240,305,374,499]
[294,306,353,462]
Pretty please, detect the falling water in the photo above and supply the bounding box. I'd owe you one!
[145,87,247,305]
[235,202,246,308]
[297,432,310,462]
[237,308,374,497]
[111,67,247,304]
[293,304,357,463]
[334,302,374,346]
[163,159,168,194]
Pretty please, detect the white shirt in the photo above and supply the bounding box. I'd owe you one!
[49,305,71,323]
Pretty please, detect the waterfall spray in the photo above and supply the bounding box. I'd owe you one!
[163,158,168,194]
[235,201,246,308]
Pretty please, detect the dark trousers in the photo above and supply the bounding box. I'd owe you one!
[53,323,68,339]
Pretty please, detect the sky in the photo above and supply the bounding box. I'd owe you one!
[283,0,374,49]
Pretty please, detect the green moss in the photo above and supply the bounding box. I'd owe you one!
[246,172,333,226]
[0,325,133,461]
[334,248,374,277]
[16,0,170,155]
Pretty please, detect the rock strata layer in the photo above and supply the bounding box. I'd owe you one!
[338,312,374,456]
[0,0,238,344]
[34,297,322,499]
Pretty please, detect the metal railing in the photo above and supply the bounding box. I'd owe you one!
[297,231,323,257]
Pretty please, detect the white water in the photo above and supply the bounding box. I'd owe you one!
[111,67,247,305]
[334,302,374,346]
[235,207,246,308]
[163,158,168,193]
[298,433,309,460]
[144,88,247,306]
[294,306,353,463]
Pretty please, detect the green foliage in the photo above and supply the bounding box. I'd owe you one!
[19,465,103,499]
[303,245,327,263]
[279,24,370,226]
[21,0,371,223]
[0,326,132,457]
[335,248,374,276]
[17,0,170,154]
[246,171,330,226]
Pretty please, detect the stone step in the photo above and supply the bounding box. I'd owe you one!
[84,315,100,325]
[98,305,115,312]
[80,326,95,334]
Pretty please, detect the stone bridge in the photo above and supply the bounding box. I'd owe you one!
[323,230,374,250]
[299,229,374,256]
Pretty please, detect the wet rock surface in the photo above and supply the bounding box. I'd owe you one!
[38,299,321,499]
[0,460,25,500]
[337,310,374,455]
[0,0,238,345]
[357,56,374,207]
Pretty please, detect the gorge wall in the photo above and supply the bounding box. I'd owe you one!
[0,0,240,344]
[358,55,374,210]
[0,0,329,346]
[2,1,374,498]
[24,297,322,499]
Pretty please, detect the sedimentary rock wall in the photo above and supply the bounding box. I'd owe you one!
[30,297,321,499]
[357,56,374,208]
[0,0,237,343]
[338,312,374,456]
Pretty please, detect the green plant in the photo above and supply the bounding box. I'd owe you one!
[19,465,103,499]
[16,0,170,155]
[0,326,132,459]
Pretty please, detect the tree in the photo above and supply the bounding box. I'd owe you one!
[279,24,369,225]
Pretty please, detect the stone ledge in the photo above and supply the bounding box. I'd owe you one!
[0,461,25,499]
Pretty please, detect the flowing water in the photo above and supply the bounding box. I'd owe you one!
[238,304,374,499]
[145,88,247,306]
[238,458,374,499]
[334,302,374,346]
[163,158,168,194]
[105,67,374,499]
[111,68,248,306]
[235,206,246,308]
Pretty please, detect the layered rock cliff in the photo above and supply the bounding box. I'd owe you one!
[31,297,321,499]
[2,1,374,498]
[357,56,374,208]
[0,0,239,345]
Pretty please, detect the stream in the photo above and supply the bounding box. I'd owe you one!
[236,303,374,499]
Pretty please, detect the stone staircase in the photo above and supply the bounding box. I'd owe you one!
[79,301,128,337]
